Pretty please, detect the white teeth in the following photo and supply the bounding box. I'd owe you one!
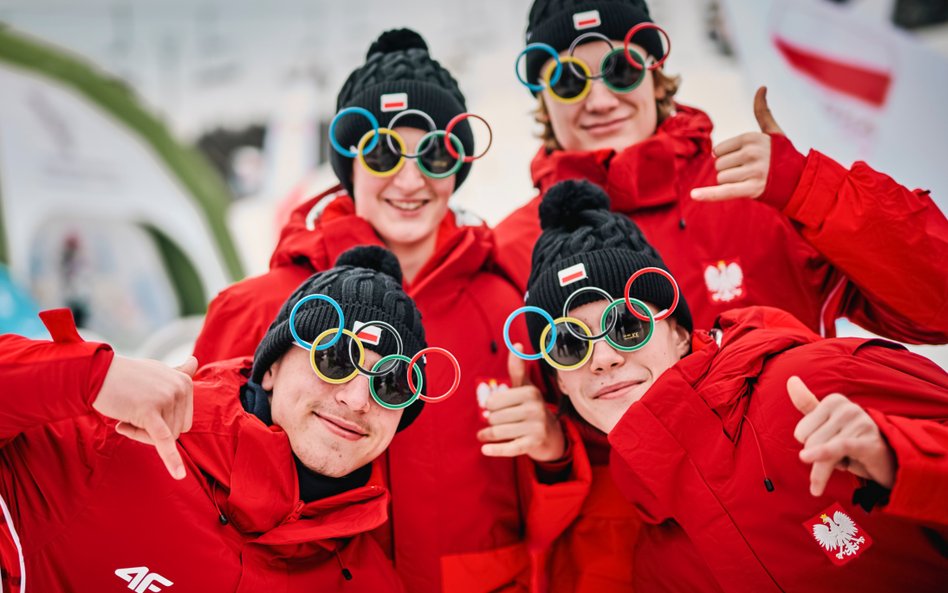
[386,199,426,212]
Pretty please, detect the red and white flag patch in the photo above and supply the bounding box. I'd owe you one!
[804,502,873,566]
[573,10,602,30]
[558,262,588,287]
[353,321,382,346]
[380,92,407,112]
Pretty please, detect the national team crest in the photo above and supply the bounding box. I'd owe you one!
[380,92,408,112]
[804,503,873,565]
[703,259,745,303]
[572,10,602,30]
[475,378,509,409]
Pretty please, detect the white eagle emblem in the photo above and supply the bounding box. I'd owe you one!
[812,511,866,561]
[704,260,744,303]
[476,379,508,409]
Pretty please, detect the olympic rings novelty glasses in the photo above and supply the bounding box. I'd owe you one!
[504,268,680,371]
[288,294,460,409]
[329,106,493,179]
[515,23,671,103]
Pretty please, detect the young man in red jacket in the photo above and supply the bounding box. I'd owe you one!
[517,180,948,592]
[193,29,586,593]
[0,247,433,592]
[500,0,948,344]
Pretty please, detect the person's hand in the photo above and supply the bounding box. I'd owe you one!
[477,346,566,463]
[691,86,785,201]
[788,376,896,497]
[93,355,198,480]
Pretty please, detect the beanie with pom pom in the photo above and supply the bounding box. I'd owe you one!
[525,180,692,354]
[251,245,427,431]
[330,28,474,196]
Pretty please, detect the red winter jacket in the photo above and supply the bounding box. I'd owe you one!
[495,104,948,345]
[609,306,948,593]
[0,311,404,592]
[193,190,591,593]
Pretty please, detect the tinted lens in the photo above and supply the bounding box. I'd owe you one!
[608,308,648,349]
[370,360,414,405]
[547,321,591,367]
[418,133,458,175]
[312,334,358,381]
[602,50,645,92]
[549,68,588,99]
[362,135,402,173]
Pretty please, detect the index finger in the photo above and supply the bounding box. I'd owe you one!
[484,385,535,412]
[144,413,186,480]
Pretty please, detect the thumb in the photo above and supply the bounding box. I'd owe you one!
[508,345,529,388]
[754,86,784,135]
[176,356,199,378]
[787,376,820,416]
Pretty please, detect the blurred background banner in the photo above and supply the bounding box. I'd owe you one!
[0,26,241,350]
[0,0,944,364]
[721,0,947,210]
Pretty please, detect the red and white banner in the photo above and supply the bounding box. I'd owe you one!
[720,0,946,213]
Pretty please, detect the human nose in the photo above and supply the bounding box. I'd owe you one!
[583,78,620,112]
[391,157,427,193]
[588,339,624,373]
[335,375,372,413]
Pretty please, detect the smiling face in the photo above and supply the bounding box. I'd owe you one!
[264,346,403,477]
[554,298,690,433]
[351,126,455,252]
[540,41,663,152]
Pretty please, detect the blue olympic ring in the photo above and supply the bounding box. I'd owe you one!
[329,107,380,158]
[504,305,557,361]
[515,43,563,92]
[288,294,346,351]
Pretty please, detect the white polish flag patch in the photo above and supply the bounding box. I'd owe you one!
[380,92,408,112]
[353,321,382,346]
[573,10,601,30]
[558,263,588,287]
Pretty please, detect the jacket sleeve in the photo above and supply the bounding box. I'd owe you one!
[844,342,948,528]
[519,415,593,551]
[0,310,113,442]
[760,135,948,344]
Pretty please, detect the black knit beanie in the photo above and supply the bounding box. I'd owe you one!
[330,28,474,196]
[524,0,664,93]
[252,245,427,431]
[525,180,692,354]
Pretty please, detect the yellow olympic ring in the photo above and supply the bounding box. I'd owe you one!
[357,128,406,178]
[540,316,594,371]
[544,56,592,104]
[310,328,365,384]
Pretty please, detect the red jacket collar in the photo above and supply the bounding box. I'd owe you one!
[180,361,390,546]
[268,186,497,299]
[669,307,820,437]
[530,104,713,213]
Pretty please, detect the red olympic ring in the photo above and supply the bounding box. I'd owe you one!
[623,23,671,71]
[624,267,680,322]
[408,347,461,403]
[444,113,493,163]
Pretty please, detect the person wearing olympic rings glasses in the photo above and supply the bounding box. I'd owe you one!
[0,246,440,592]
[515,180,948,593]
[193,29,584,593]
[499,0,948,345]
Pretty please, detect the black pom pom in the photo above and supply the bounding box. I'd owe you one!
[539,180,610,230]
[335,245,403,284]
[367,28,428,59]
